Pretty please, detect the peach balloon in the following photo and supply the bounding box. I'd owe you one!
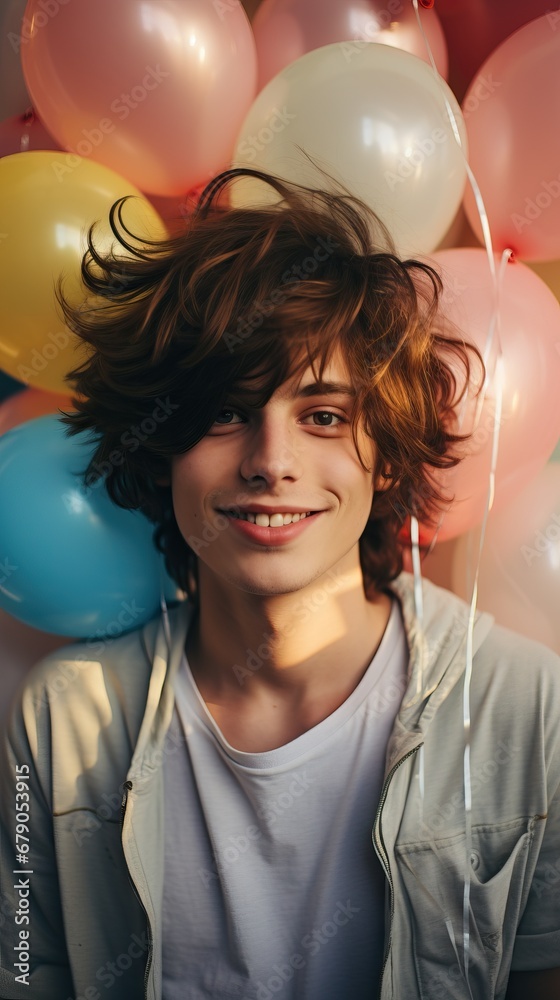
[463,15,560,262]
[252,0,448,91]
[451,463,560,655]
[423,248,560,541]
[0,387,71,435]
[21,0,257,196]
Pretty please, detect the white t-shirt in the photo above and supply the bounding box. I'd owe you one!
[162,595,409,999]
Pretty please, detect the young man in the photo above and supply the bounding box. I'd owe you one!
[0,168,559,1000]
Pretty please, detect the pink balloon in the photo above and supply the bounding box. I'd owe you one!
[452,462,560,655]
[0,108,59,158]
[436,1,554,100]
[21,0,257,196]
[422,248,560,541]
[252,0,448,91]
[463,15,560,262]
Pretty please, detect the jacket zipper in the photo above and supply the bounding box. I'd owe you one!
[373,743,423,1000]
[121,780,153,1000]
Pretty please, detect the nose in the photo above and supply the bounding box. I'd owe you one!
[239,413,305,488]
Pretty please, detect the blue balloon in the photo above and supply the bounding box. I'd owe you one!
[0,414,181,636]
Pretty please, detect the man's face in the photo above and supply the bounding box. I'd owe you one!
[170,351,384,597]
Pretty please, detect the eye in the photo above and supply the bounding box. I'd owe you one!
[305,410,346,427]
[212,408,245,425]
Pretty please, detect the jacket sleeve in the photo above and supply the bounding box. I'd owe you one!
[0,676,74,999]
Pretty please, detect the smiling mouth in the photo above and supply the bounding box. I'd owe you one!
[220,510,318,527]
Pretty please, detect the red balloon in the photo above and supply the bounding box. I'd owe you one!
[463,16,560,262]
[436,1,554,99]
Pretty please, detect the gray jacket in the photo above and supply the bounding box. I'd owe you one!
[1,572,559,1000]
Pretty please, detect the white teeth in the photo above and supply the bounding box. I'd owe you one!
[227,510,311,526]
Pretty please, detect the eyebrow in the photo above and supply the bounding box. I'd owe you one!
[295,381,356,398]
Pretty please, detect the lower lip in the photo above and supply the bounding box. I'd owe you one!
[219,511,323,546]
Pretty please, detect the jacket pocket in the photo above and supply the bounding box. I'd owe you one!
[394,816,536,1000]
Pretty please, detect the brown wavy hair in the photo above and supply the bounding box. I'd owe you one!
[57,166,484,605]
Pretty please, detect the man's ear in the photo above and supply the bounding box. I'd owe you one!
[374,463,392,492]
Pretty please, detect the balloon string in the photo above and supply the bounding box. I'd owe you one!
[159,561,172,653]
[411,2,508,992]
[410,515,426,828]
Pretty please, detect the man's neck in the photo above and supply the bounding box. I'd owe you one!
[184,558,393,751]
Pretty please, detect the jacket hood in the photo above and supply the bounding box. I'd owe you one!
[384,571,495,769]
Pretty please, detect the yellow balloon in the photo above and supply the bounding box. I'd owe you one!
[0,151,167,395]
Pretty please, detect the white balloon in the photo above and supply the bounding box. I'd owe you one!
[232,42,467,257]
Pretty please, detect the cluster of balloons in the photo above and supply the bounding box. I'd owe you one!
[0,0,559,665]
